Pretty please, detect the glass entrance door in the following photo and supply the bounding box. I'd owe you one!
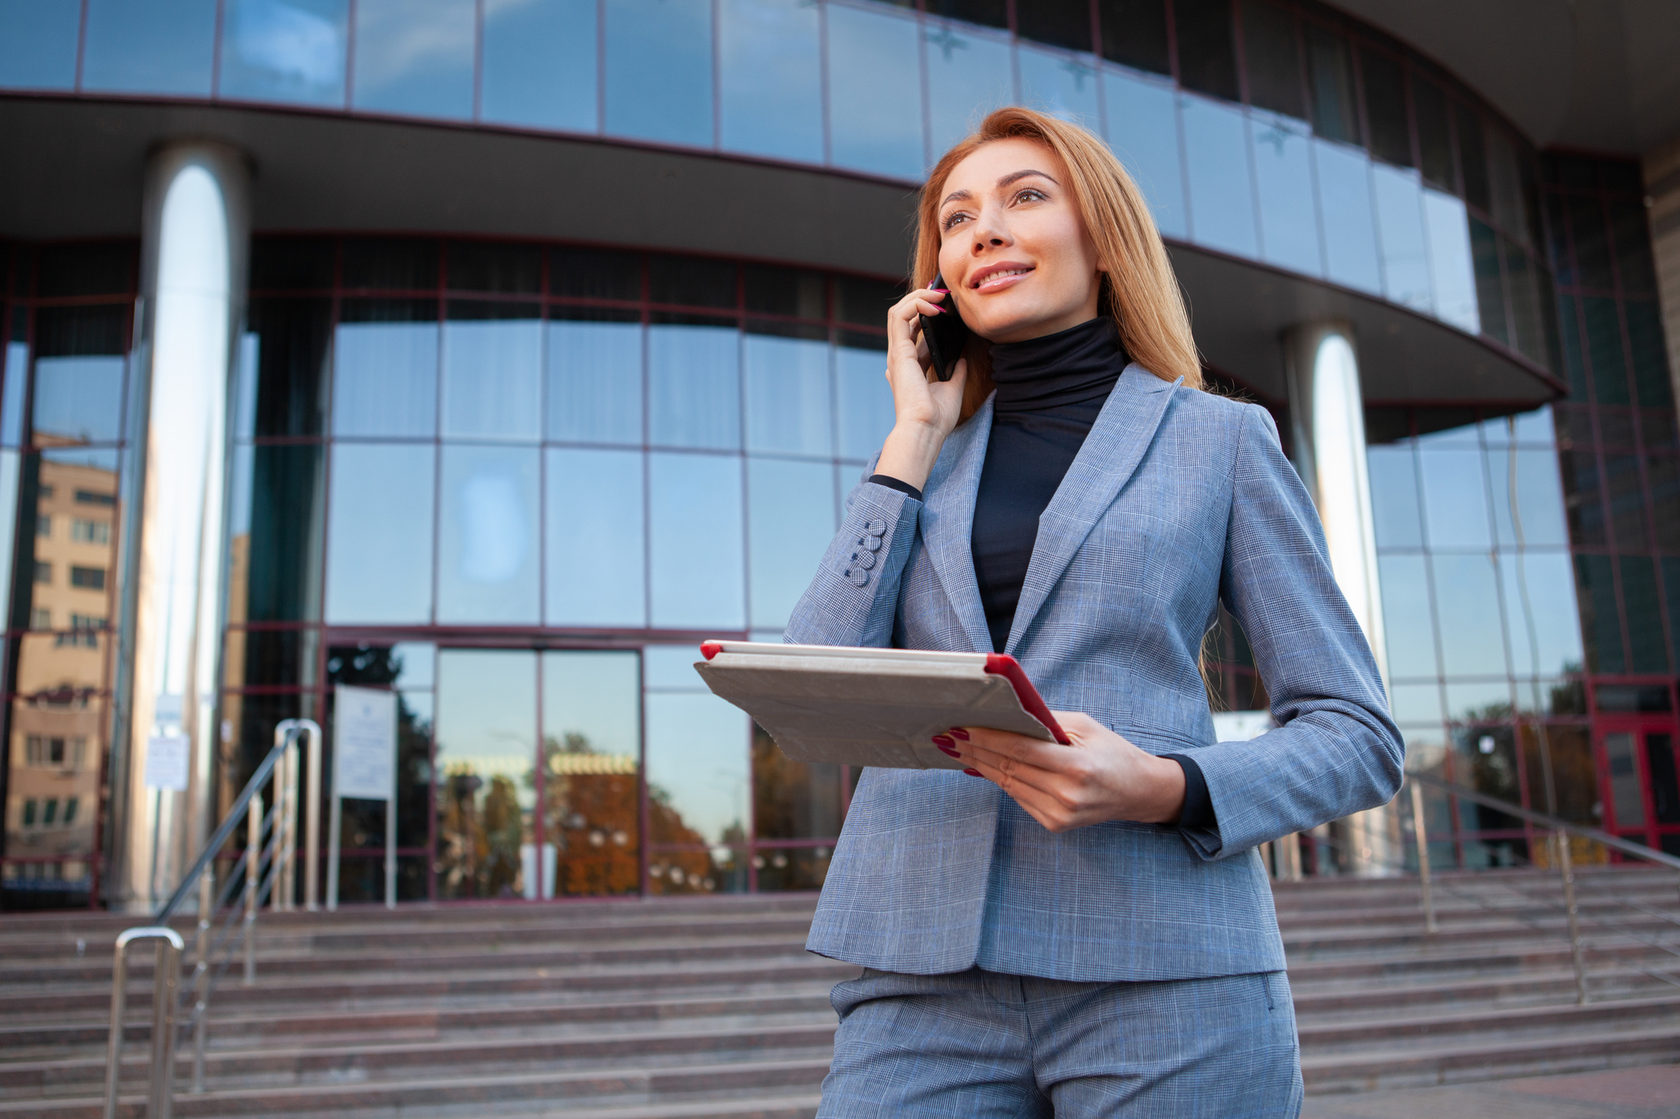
[1597,719,1680,858]
[434,647,641,900]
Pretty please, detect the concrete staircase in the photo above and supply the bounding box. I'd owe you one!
[1,867,1677,1117]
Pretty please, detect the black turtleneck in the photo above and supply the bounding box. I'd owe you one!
[868,314,1213,834]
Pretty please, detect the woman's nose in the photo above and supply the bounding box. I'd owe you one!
[969,211,1009,251]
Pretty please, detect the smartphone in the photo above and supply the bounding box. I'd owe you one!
[918,272,970,382]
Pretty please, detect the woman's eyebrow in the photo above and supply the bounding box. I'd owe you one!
[940,169,1060,209]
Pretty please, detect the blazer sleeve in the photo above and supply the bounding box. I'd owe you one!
[1181,403,1405,860]
[783,468,922,649]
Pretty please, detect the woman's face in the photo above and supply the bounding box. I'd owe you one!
[934,137,1103,344]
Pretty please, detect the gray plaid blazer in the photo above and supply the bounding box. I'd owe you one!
[785,363,1403,982]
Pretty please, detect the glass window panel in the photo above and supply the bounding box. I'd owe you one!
[1303,22,1359,146]
[1098,0,1169,76]
[1581,296,1628,405]
[83,0,215,95]
[1648,455,1680,553]
[834,334,893,463]
[437,444,540,624]
[540,650,642,898]
[1377,554,1439,678]
[481,0,598,133]
[1174,0,1238,102]
[645,691,749,846]
[350,0,474,120]
[446,242,542,295]
[435,650,537,899]
[1469,217,1508,348]
[743,265,825,320]
[717,0,823,163]
[747,457,836,629]
[342,238,438,291]
[1620,556,1669,674]
[1485,446,1569,549]
[546,311,643,445]
[1624,300,1672,409]
[0,0,80,89]
[1422,188,1479,334]
[1432,553,1508,679]
[826,3,925,180]
[551,246,643,302]
[1603,452,1646,552]
[1564,195,1613,290]
[926,0,1005,31]
[743,325,832,458]
[1604,731,1644,829]
[441,302,542,442]
[649,256,736,310]
[924,20,1014,165]
[226,443,326,623]
[1556,448,1603,547]
[1017,45,1101,129]
[1314,139,1381,294]
[1103,68,1187,239]
[4,335,28,446]
[1371,164,1432,314]
[643,643,704,690]
[35,243,135,299]
[1359,46,1410,169]
[1240,0,1304,122]
[1665,558,1680,673]
[649,451,744,628]
[1454,101,1490,215]
[325,443,434,623]
[1486,125,1529,245]
[1572,554,1622,674]
[1502,241,1545,366]
[1418,447,1491,548]
[250,236,336,290]
[1610,198,1657,293]
[1250,112,1320,275]
[603,0,713,146]
[754,843,835,890]
[0,449,17,630]
[545,447,646,627]
[1365,443,1421,548]
[30,344,126,447]
[834,277,901,328]
[1016,0,1090,51]
[332,300,439,438]
[647,317,740,450]
[236,299,331,440]
[1387,682,1443,726]
[220,0,349,108]
[1497,551,1583,680]
[1180,95,1257,258]
[328,640,435,690]
[753,724,843,841]
[223,628,319,689]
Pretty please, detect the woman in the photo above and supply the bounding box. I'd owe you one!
[785,107,1402,1116]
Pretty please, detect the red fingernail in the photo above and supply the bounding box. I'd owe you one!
[932,287,948,293]
[932,734,954,748]
[947,728,970,741]
[937,744,961,758]
[963,768,982,777]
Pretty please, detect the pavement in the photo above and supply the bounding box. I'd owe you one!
[1302,1064,1680,1118]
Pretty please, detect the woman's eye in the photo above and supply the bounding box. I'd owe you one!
[940,212,969,232]
[1014,187,1047,204]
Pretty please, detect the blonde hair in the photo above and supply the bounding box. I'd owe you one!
[913,107,1204,417]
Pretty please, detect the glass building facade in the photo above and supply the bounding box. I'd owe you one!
[0,0,1675,908]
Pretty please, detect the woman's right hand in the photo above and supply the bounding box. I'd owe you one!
[874,287,969,492]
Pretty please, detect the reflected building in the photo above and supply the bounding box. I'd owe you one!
[1,0,1678,909]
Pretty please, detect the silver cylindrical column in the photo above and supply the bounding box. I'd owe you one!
[1281,321,1399,877]
[108,142,250,912]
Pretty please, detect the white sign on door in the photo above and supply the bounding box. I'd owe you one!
[334,686,396,801]
[143,733,190,791]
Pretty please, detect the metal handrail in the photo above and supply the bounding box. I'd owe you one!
[1285,773,1680,1008]
[104,719,320,1117]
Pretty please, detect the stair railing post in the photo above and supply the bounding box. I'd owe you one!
[104,927,184,1119]
[301,719,322,912]
[190,869,213,1093]
[1410,782,1436,934]
[1554,830,1588,1004]
[244,792,261,984]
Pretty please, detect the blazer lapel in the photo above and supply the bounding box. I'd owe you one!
[1004,365,1182,656]
[921,396,995,654]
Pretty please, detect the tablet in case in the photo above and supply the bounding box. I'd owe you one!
[694,641,1070,770]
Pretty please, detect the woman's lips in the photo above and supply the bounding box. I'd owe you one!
[971,266,1034,292]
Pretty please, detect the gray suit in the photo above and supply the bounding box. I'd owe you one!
[785,363,1404,984]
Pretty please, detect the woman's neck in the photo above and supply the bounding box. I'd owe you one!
[988,316,1128,413]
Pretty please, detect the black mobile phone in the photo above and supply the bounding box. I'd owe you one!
[918,272,970,382]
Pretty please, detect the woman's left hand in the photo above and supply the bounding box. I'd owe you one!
[947,712,1187,831]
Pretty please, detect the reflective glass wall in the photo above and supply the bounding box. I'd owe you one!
[0,0,1557,371]
[0,243,136,910]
